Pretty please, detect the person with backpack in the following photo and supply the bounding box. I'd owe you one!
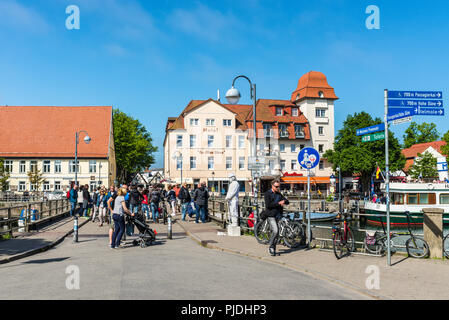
[149,185,161,223]
[193,181,209,223]
[178,183,191,221]
[129,184,144,215]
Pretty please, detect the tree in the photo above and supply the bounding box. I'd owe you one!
[403,122,440,149]
[0,158,10,192]
[27,168,46,194]
[441,130,449,156]
[113,109,158,183]
[408,151,438,180]
[323,112,405,192]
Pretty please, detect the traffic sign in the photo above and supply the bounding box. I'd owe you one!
[361,132,385,143]
[388,99,443,108]
[387,108,414,122]
[392,116,412,125]
[356,123,385,136]
[414,107,444,116]
[388,91,443,99]
[298,147,320,170]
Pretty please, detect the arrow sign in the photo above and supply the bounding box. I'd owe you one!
[356,123,385,136]
[388,91,443,99]
[415,108,445,116]
[388,99,443,108]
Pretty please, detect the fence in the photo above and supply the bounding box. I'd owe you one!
[0,199,71,238]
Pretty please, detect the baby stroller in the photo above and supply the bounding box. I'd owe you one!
[127,212,157,248]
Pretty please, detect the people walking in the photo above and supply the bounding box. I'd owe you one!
[69,184,78,217]
[91,187,101,223]
[141,189,150,220]
[110,187,132,249]
[264,179,289,256]
[82,184,91,217]
[193,181,209,223]
[178,183,191,221]
[77,185,84,216]
[97,188,108,226]
[167,185,177,217]
[129,184,144,216]
[150,185,161,223]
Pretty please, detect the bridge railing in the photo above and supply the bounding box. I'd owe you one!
[0,199,71,238]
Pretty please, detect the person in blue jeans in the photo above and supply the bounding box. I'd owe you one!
[193,182,209,223]
[111,187,132,249]
[149,186,161,223]
[69,185,78,217]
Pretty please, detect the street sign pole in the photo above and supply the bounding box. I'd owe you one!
[307,168,311,249]
[384,89,391,267]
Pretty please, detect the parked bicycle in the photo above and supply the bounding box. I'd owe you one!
[444,233,449,259]
[332,213,355,259]
[364,211,429,259]
[254,213,307,249]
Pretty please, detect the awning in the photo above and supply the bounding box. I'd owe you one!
[280,176,331,184]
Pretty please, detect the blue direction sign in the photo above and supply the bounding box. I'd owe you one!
[388,99,443,108]
[356,123,385,136]
[415,107,444,116]
[388,91,443,99]
[387,108,414,122]
[298,147,320,170]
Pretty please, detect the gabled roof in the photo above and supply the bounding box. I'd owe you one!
[246,99,308,123]
[402,141,447,159]
[0,106,112,158]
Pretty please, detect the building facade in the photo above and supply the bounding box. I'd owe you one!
[0,106,116,193]
[164,71,338,194]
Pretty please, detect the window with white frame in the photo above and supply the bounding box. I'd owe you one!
[269,160,274,170]
[279,124,288,137]
[190,135,196,148]
[19,161,26,173]
[238,136,244,149]
[176,135,183,148]
[208,135,214,148]
[223,119,232,127]
[263,124,272,137]
[280,144,285,152]
[4,160,13,173]
[292,108,299,116]
[206,119,215,126]
[19,181,26,191]
[276,107,283,116]
[90,182,97,192]
[291,160,297,170]
[190,118,199,126]
[54,160,61,173]
[190,157,196,170]
[54,181,61,191]
[89,160,97,173]
[30,183,37,192]
[208,157,214,170]
[239,157,245,170]
[226,135,232,148]
[43,181,50,191]
[69,160,79,173]
[318,126,324,135]
[291,144,296,153]
[280,160,286,171]
[319,160,324,170]
[43,160,51,173]
[226,157,232,170]
[29,160,37,173]
[316,108,326,118]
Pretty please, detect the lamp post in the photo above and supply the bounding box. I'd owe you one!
[336,167,342,214]
[226,75,258,218]
[74,130,91,243]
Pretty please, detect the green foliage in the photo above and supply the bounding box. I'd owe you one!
[403,122,440,149]
[27,169,46,193]
[441,130,449,156]
[408,151,438,179]
[323,112,405,191]
[113,109,158,183]
[0,158,10,192]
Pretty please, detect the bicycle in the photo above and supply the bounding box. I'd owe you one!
[332,214,355,259]
[444,233,449,259]
[364,211,430,259]
[254,213,307,249]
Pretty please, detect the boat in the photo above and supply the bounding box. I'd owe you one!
[287,212,338,222]
[364,182,449,227]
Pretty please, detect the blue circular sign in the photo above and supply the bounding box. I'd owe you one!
[298,147,320,170]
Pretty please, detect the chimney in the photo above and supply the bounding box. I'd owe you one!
[217,89,221,102]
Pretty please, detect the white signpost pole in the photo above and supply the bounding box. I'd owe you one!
[307,167,311,249]
[384,89,391,267]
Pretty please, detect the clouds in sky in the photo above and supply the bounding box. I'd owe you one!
[0,0,49,33]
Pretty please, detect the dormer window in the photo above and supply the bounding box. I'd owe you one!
[292,108,299,117]
[318,91,324,98]
[296,94,300,101]
[275,107,283,116]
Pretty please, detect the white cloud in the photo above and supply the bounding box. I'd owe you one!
[0,0,49,32]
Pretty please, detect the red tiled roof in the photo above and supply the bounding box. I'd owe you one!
[402,140,447,159]
[291,71,338,102]
[0,106,112,158]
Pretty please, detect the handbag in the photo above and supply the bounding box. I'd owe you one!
[126,221,135,236]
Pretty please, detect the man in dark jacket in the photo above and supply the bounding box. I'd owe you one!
[264,179,289,256]
[193,181,209,223]
[82,184,91,217]
[129,185,144,215]
[178,182,191,221]
[149,185,161,223]
[69,184,78,217]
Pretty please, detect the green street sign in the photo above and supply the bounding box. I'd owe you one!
[362,131,385,142]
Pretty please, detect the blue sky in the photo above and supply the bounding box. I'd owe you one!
[1,0,448,168]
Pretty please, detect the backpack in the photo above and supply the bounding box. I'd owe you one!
[66,190,70,199]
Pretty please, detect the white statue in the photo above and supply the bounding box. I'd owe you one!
[225,173,240,226]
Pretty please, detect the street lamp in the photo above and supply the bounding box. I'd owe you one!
[172,151,182,184]
[336,167,342,214]
[211,171,215,199]
[74,130,91,187]
[226,75,258,218]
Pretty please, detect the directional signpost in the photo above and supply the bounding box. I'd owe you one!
[361,131,385,142]
[298,147,320,249]
[392,116,412,125]
[356,123,385,136]
[384,89,444,267]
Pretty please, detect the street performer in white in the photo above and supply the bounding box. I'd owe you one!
[225,173,240,226]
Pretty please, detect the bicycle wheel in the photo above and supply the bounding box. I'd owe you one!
[444,234,449,259]
[283,222,305,248]
[254,220,271,245]
[346,228,355,253]
[364,234,384,255]
[406,236,429,259]
[332,230,345,259]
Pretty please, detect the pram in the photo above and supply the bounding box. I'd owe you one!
[126,212,157,248]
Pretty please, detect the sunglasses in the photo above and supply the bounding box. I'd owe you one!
[273,185,280,188]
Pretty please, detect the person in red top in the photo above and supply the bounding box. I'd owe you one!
[141,189,150,220]
[173,184,181,214]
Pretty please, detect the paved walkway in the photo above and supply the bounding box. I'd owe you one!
[0,216,91,264]
[177,218,449,300]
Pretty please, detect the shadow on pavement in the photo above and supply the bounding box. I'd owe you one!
[22,257,70,264]
[0,238,53,257]
[391,256,409,266]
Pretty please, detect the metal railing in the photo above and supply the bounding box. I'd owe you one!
[0,199,71,238]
